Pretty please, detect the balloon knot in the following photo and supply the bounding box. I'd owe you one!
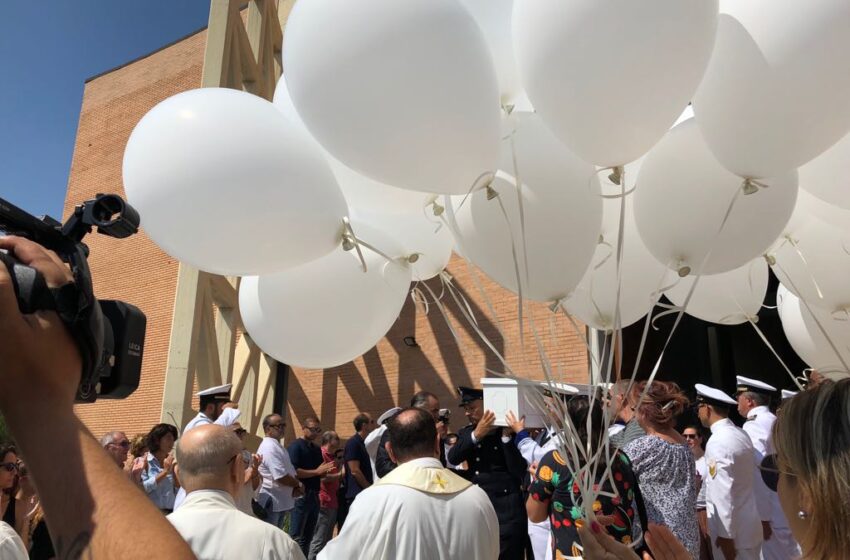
[764,254,776,266]
[341,234,356,252]
[407,253,420,264]
[431,201,445,217]
[486,185,499,200]
[677,266,691,278]
[608,166,624,186]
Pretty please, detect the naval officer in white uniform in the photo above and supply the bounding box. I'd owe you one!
[184,383,233,432]
[696,383,763,560]
[175,383,233,510]
[735,376,801,560]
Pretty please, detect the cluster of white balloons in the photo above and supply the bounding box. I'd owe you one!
[122,0,850,372]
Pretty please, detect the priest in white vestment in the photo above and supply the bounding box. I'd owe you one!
[319,407,499,560]
[167,424,305,560]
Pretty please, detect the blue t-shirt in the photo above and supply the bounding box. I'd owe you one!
[344,433,373,499]
[287,438,323,492]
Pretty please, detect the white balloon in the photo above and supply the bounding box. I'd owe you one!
[693,1,850,179]
[513,0,718,167]
[799,131,850,211]
[634,119,798,275]
[283,0,501,194]
[777,284,850,375]
[665,259,768,325]
[122,88,347,276]
[239,224,412,370]
[448,113,602,302]
[563,192,671,331]
[459,0,521,104]
[351,208,454,281]
[272,79,431,215]
[771,218,850,314]
[769,189,850,257]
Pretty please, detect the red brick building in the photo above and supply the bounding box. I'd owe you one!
[64,26,590,443]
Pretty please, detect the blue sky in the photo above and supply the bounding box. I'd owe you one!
[0,2,210,220]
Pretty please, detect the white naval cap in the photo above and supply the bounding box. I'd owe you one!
[196,383,233,401]
[695,383,737,407]
[781,389,799,400]
[377,406,402,425]
[735,375,777,395]
[540,381,580,397]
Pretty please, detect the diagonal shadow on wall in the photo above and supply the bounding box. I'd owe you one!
[285,274,507,434]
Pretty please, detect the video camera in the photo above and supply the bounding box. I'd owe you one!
[0,194,146,402]
[438,408,451,425]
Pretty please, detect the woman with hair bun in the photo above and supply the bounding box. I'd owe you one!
[623,380,698,558]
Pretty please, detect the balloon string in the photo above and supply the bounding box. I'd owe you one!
[773,260,850,375]
[740,306,805,390]
[781,236,825,300]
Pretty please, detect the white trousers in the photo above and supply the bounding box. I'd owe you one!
[712,543,762,560]
[760,525,802,560]
[529,519,553,560]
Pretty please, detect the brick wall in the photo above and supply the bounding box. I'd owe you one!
[65,30,207,441]
[64,28,589,444]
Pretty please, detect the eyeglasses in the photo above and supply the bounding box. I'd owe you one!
[111,440,130,449]
[758,454,794,492]
[267,423,286,430]
[683,434,699,440]
[306,426,322,434]
[1,463,18,473]
[228,450,253,466]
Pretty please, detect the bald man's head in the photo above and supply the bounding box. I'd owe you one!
[175,424,243,495]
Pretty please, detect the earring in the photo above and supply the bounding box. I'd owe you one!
[797,510,808,519]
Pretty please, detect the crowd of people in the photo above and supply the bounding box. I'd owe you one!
[1,236,850,560]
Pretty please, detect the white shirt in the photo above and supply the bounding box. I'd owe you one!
[704,418,763,550]
[695,455,707,509]
[516,429,558,465]
[363,425,386,479]
[168,490,305,560]
[743,407,801,560]
[258,436,297,512]
[183,412,213,434]
[319,457,500,560]
[0,522,26,560]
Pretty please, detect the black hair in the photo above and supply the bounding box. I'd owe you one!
[199,395,218,412]
[387,408,437,462]
[262,413,282,431]
[567,396,604,464]
[146,423,178,454]
[410,391,437,409]
[353,413,371,432]
[0,444,17,497]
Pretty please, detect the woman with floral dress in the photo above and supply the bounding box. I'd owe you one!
[527,396,644,559]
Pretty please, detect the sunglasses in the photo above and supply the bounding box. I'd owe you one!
[1,463,18,473]
[758,454,794,492]
[267,423,286,430]
[306,426,322,433]
[683,434,699,440]
[112,440,130,449]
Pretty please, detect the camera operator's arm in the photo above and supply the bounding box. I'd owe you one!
[0,236,195,560]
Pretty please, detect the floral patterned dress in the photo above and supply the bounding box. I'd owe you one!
[528,449,640,559]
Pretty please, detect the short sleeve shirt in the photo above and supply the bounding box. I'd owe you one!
[288,438,323,492]
[257,437,297,512]
[529,449,639,558]
[344,433,373,499]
